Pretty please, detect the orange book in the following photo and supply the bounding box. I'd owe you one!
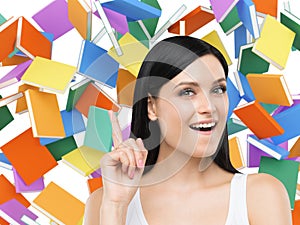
[16,17,52,59]
[246,74,293,106]
[292,200,300,225]
[0,216,9,225]
[288,137,300,158]
[1,55,30,66]
[1,128,58,185]
[87,177,103,194]
[32,182,85,225]
[0,174,30,207]
[233,100,284,139]
[168,6,215,35]
[229,136,245,169]
[15,84,40,114]
[116,69,136,107]
[24,89,65,138]
[0,17,18,61]
[252,0,277,18]
[75,83,120,117]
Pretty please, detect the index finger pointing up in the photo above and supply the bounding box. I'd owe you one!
[108,110,123,148]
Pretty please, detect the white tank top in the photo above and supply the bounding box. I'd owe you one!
[126,173,249,225]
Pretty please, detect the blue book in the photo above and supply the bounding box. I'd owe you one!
[234,71,255,102]
[234,25,248,58]
[102,0,161,21]
[84,106,112,152]
[236,0,260,39]
[227,76,242,120]
[0,153,12,170]
[271,104,300,144]
[39,109,85,145]
[78,40,119,88]
[247,135,289,160]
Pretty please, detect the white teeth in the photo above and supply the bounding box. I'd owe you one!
[190,122,216,129]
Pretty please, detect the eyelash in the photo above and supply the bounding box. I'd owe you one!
[178,85,227,96]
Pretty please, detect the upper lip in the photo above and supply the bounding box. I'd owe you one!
[189,119,217,127]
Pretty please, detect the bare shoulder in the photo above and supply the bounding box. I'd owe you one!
[246,173,292,225]
[84,188,103,225]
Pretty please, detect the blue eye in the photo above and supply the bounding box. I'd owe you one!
[179,88,195,96]
[212,85,227,94]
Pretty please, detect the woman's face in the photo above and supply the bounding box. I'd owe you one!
[149,54,228,158]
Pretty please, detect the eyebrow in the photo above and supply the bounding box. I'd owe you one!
[172,78,226,90]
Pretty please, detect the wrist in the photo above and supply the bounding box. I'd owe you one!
[100,200,128,225]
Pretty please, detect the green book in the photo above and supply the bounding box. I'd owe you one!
[84,106,112,152]
[219,6,242,35]
[0,95,14,130]
[141,0,161,37]
[280,10,300,51]
[66,78,91,111]
[259,156,300,209]
[260,103,279,114]
[238,43,270,75]
[128,21,150,48]
[227,118,247,135]
[0,13,6,26]
[46,136,78,161]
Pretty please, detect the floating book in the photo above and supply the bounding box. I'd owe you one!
[219,6,242,35]
[21,56,76,94]
[252,15,295,70]
[16,17,52,59]
[25,90,65,138]
[68,0,92,40]
[247,134,272,167]
[252,0,277,17]
[116,69,136,107]
[0,17,18,61]
[227,118,247,135]
[66,78,91,111]
[258,156,299,209]
[0,13,6,25]
[209,0,239,22]
[280,10,300,51]
[46,136,78,161]
[292,199,300,224]
[15,84,40,114]
[75,82,121,117]
[1,128,58,185]
[233,100,284,139]
[233,71,255,102]
[229,136,245,169]
[227,76,241,119]
[168,6,215,35]
[77,40,119,88]
[87,177,103,194]
[32,182,85,225]
[234,24,248,58]
[1,54,30,66]
[0,60,32,89]
[0,153,12,170]
[246,73,293,106]
[0,95,14,131]
[0,217,9,225]
[0,92,23,108]
[32,0,74,40]
[288,137,300,158]
[84,106,113,152]
[78,145,106,173]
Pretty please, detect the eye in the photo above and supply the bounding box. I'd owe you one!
[211,85,227,94]
[179,88,195,96]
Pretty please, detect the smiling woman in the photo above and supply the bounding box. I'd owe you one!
[84,36,292,225]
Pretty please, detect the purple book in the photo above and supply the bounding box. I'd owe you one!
[272,99,300,116]
[247,134,288,167]
[0,199,38,225]
[90,168,102,178]
[13,168,45,193]
[0,60,32,89]
[32,0,74,40]
[209,0,239,22]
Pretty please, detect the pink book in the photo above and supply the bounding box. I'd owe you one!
[209,0,239,22]
[13,168,45,193]
[0,199,38,225]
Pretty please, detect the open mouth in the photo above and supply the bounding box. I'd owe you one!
[189,122,216,132]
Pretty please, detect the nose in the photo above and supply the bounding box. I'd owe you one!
[194,91,215,114]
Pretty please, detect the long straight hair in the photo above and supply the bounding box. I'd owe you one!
[130,36,238,174]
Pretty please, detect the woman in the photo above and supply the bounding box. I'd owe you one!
[84,36,291,225]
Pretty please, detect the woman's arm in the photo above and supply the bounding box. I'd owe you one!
[247,173,292,225]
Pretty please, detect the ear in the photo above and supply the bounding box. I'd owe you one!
[148,94,158,121]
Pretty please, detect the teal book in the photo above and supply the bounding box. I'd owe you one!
[0,95,14,130]
[140,0,161,36]
[227,118,247,135]
[128,21,150,48]
[66,78,91,111]
[46,136,78,161]
[0,13,6,25]
[219,6,242,35]
[260,103,279,115]
[280,10,300,51]
[259,156,299,209]
[84,106,112,152]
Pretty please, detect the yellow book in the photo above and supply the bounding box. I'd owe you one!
[68,0,92,40]
[229,136,245,169]
[15,84,39,114]
[62,146,106,176]
[108,33,149,77]
[252,15,295,70]
[288,137,300,158]
[32,182,85,225]
[21,56,76,94]
[247,73,293,106]
[201,30,232,65]
[24,89,65,138]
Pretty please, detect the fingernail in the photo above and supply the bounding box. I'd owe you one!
[130,170,135,179]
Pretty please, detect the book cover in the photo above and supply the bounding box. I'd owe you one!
[288,137,300,158]
[116,69,136,107]
[68,0,92,40]
[0,92,23,108]
[0,153,12,170]
[77,40,119,88]
[247,73,293,106]
[75,82,121,118]
[1,54,30,66]
[252,0,277,17]
[140,0,161,36]
[15,84,40,114]
[46,136,78,161]
[0,16,18,61]
[87,177,103,194]
[168,6,215,35]
[16,17,52,59]
[32,182,85,225]
[219,6,242,35]
[13,168,45,193]
[280,10,300,51]
[0,13,6,25]
[233,100,284,139]
[227,77,241,119]
[21,56,76,94]
[247,134,272,167]
[0,95,14,131]
[32,0,74,40]
[234,24,248,58]
[252,15,295,70]
[0,174,30,207]
[259,156,299,209]
[228,136,245,169]
[227,118,247,135]
[1,128,58,185]
[292,199,300,224]
[84,106,113,152]
[233,71,255,102]
[209,0,239,22]
[25,90,65,138]
[0,217,9,225]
